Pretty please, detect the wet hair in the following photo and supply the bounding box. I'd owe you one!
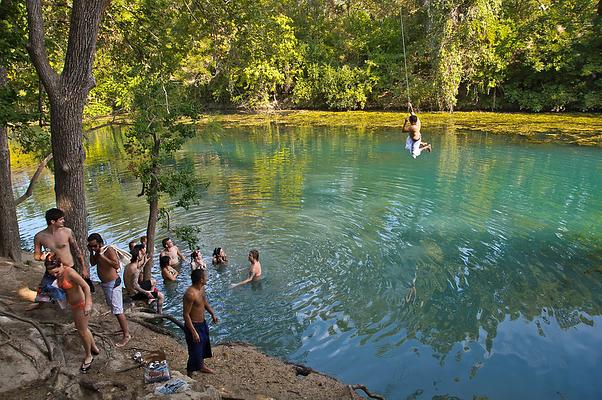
[44,253,61,269]
[191,249,201,261]
[128,240,137,253]
[249,249,259,261]
[162,238,171,248]
[212,247,222,257]
[45,208,64,225]
[409,115,418,124]
[191,269,206,285]
[87,232,104,245]
[131,244,145,262]
[159,255,171,268]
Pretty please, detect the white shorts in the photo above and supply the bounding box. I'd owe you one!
[405,136,422,159]
[100,279,124,315]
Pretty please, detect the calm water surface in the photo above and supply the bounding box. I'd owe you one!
[13,124,602,400]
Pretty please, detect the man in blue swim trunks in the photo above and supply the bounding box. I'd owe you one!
[183,269,218,377]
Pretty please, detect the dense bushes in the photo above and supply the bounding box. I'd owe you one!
[292,63,378,110]
[84,0,601,113]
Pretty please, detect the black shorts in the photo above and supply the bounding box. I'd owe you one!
[131,280,159,301]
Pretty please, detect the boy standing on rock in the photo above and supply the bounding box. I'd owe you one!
[183,269,218,377]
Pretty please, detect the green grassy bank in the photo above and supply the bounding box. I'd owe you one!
[198,111,602,146]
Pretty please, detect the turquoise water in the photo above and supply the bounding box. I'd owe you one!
[13,124,602,399]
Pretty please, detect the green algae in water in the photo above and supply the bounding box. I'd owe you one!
[200,111,602,146]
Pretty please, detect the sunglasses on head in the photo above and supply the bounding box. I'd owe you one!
[44,255,60,269]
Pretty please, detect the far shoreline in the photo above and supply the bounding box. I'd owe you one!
[84,110,602,147]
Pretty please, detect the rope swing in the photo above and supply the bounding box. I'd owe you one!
[400,9,411,108]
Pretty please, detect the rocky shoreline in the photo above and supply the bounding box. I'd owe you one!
[0,255,377,400]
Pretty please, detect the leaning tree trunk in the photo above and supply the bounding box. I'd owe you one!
[0,67,22,262]
[26,0,110,272]
[144,162,160,281]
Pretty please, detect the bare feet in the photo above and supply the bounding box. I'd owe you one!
[115,334,132,347]
[91,346,100,356]
[200,366,214,374]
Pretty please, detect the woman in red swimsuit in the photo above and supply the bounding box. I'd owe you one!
[45,254,99,373]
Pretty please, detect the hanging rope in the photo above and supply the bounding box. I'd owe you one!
[400,9,411,107]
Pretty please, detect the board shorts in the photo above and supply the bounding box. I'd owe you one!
[100,276,124,315]
[405,136,422,159]
[184,321,212,372]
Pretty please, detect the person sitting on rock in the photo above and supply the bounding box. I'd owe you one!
[124,245,164,313]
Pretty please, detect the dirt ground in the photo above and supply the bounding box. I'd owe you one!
[0,255,370,400]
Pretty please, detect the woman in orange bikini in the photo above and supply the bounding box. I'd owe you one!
[45,254,99,373]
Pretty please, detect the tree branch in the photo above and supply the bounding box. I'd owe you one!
[25,0,59,93]
[0,310,54,361]
[137,181,146,197]
[14,118,131,206]
[62,0,110,92]
[129,311,186,331]
[349,384,385,400]
[85,121,132,135]
[15,152,53,206]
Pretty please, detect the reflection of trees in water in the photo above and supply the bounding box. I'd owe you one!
[356,232,602,358]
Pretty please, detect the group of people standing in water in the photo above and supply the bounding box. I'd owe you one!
[31,207,262,377]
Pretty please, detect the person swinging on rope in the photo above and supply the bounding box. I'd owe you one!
[402,102,431,159]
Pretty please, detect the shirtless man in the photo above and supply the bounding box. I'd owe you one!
[88,233,131,346]
[402,102,432,159]
[183,269,218,377]
[29,208,88,307]
[124,245,164,313]
[230,249,262,288]
[34,208,88,276]
[160,237,185,267]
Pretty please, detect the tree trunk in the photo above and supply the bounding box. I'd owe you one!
[144,165,160,281]
[0,67,22,262]
[48,94,88,272]
[15,152,53,206]
[26,0,110,272]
